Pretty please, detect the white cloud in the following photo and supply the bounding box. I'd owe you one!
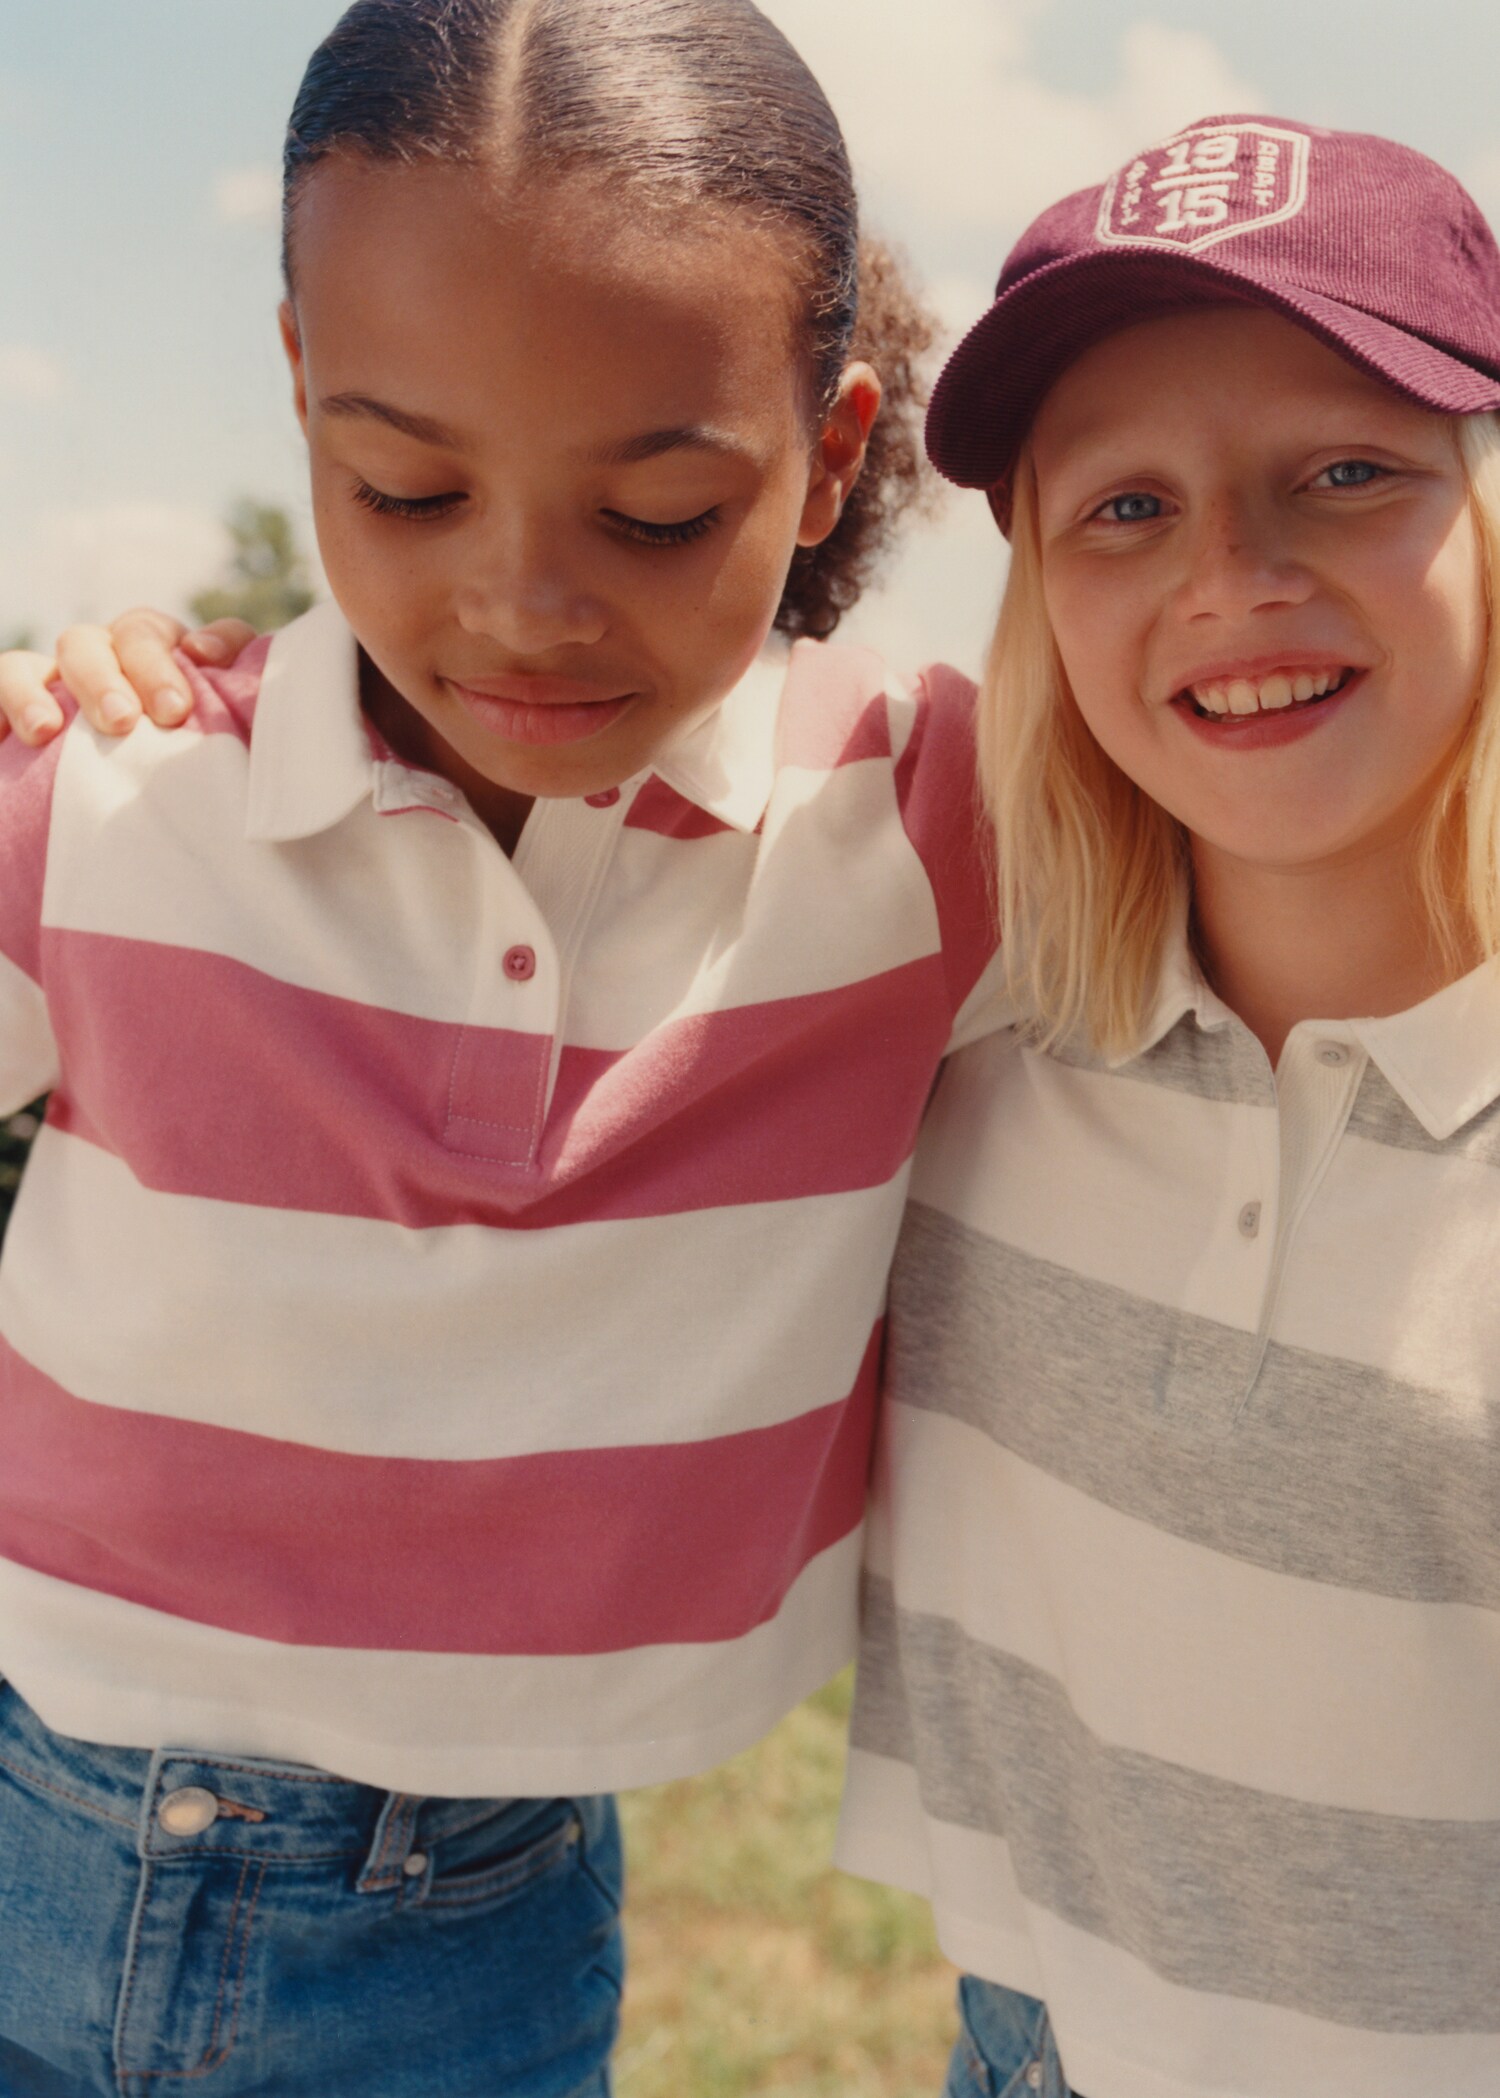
[12,504,233,641]
[751,2,1263,674]
[760,2,1263,249]
[214,165,281,228]
[0,346,65,403]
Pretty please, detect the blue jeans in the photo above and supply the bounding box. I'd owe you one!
[0,1677,623,2096]
[944,1977,1077,2098]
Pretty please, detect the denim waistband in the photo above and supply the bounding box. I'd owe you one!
[0,1676,536,1893]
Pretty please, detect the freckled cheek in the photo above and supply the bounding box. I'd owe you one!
[1046,573,1152,741]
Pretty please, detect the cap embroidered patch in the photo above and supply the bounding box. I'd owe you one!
[1097,122,1311,253]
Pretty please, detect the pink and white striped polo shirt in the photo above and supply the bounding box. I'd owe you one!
[0,600,993,1794]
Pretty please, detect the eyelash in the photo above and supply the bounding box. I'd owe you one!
[1310,459,1390,490]
[351,481,464,522]
[350,481,721,547]
[603,507,722,547]
[1085,458,1396,528]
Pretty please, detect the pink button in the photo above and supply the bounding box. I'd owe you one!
[584,788,621,809]
[503,945,537,983]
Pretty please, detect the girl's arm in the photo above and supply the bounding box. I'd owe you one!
[0,611,257,745]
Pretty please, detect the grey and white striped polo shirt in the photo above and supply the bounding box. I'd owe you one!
[837,936,1500,2098]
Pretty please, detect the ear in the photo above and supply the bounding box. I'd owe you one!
[796,362,883,549]
[280,301,310,438]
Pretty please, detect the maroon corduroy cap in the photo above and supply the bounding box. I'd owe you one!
[927,115,1500,506]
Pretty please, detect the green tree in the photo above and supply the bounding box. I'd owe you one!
[190,500,315,632]
[1,628,36,653]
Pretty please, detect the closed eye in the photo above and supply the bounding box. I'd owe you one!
[352,481,466,521]
[605,507,721,548]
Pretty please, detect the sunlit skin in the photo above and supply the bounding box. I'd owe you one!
[1030,307,1488,1054]
[284,160,879,852]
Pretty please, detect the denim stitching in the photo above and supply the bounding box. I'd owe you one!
[114,1862,156,2097]
[422,1817,581,1911]
[123,1857,265,2086]
[0,1745,137,1830]
[162,1760,345,1787]
[360,1791,419,1892]
[147,1843,360,1863]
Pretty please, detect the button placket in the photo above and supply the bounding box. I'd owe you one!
[1234,1030,1367,1418]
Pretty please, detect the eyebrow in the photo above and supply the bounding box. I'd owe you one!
[318,397,744,467]
[593,426,742,467]
[318,394,461,448]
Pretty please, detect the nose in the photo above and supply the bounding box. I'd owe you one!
[1171,493,1315,625]
[453,512,608,654]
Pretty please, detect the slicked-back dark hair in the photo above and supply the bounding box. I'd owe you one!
[283,0,935,639]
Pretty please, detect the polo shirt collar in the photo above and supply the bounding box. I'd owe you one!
[1124,898,1500,1141]
[651,648,785,835]
[1111,907,1237,1067]
[1350,963,1500,1140]
[245,603,786,845]
[245,601,370,844]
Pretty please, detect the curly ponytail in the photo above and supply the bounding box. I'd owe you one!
[777,236,940,641]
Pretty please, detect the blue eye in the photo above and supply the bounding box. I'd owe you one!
[1096,492,1162,524]
[1315,459,1387,489]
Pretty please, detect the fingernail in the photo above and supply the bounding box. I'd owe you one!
[21,706,56,740]
[190,633,229,662]
[100,690,137,729]
[153,688,189,724]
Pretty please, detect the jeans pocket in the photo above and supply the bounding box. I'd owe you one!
[421,1798,583,1913]
[952,1977,1066,2098]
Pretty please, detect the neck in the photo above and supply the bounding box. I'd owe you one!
[360,657,534,856]
[1190,829,1474,1065]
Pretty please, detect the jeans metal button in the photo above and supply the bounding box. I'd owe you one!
[157,1785,220,1837]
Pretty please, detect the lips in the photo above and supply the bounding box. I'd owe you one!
[444,676,637,748]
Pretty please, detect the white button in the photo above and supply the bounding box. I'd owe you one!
[403,1850,428,1878]
[1238,1201,1261,1239]
[1315,1041,1350,1067]
[157,1786,220,1837]
[1025,2066,1044,2091]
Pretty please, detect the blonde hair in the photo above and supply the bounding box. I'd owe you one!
[981,410,1500,1059]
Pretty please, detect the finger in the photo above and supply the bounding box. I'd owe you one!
[99,606,196,725]
[180,618,257,667]
[0,651,66,745]
[54,624,141,735]
[112,624,196,726]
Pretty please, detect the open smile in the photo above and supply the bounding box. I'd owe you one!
[1177,665,1362,722]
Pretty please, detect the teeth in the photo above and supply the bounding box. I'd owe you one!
[1188,669,1351,716]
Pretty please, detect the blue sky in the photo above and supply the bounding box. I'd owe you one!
[4,0,1498,672]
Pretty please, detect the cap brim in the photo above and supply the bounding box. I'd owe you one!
[928,247,1500,494]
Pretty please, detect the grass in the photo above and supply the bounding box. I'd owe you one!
[616,1671,957,2098]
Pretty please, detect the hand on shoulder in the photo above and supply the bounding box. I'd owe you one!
[0,610,258,746]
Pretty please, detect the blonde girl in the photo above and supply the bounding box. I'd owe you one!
[837,117,1500,2098]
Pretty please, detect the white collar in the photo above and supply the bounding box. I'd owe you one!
[1127,906,1500,1139]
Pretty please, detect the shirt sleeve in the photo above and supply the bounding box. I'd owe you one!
[0,724,65,1114]
[893,663,1011,1052]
